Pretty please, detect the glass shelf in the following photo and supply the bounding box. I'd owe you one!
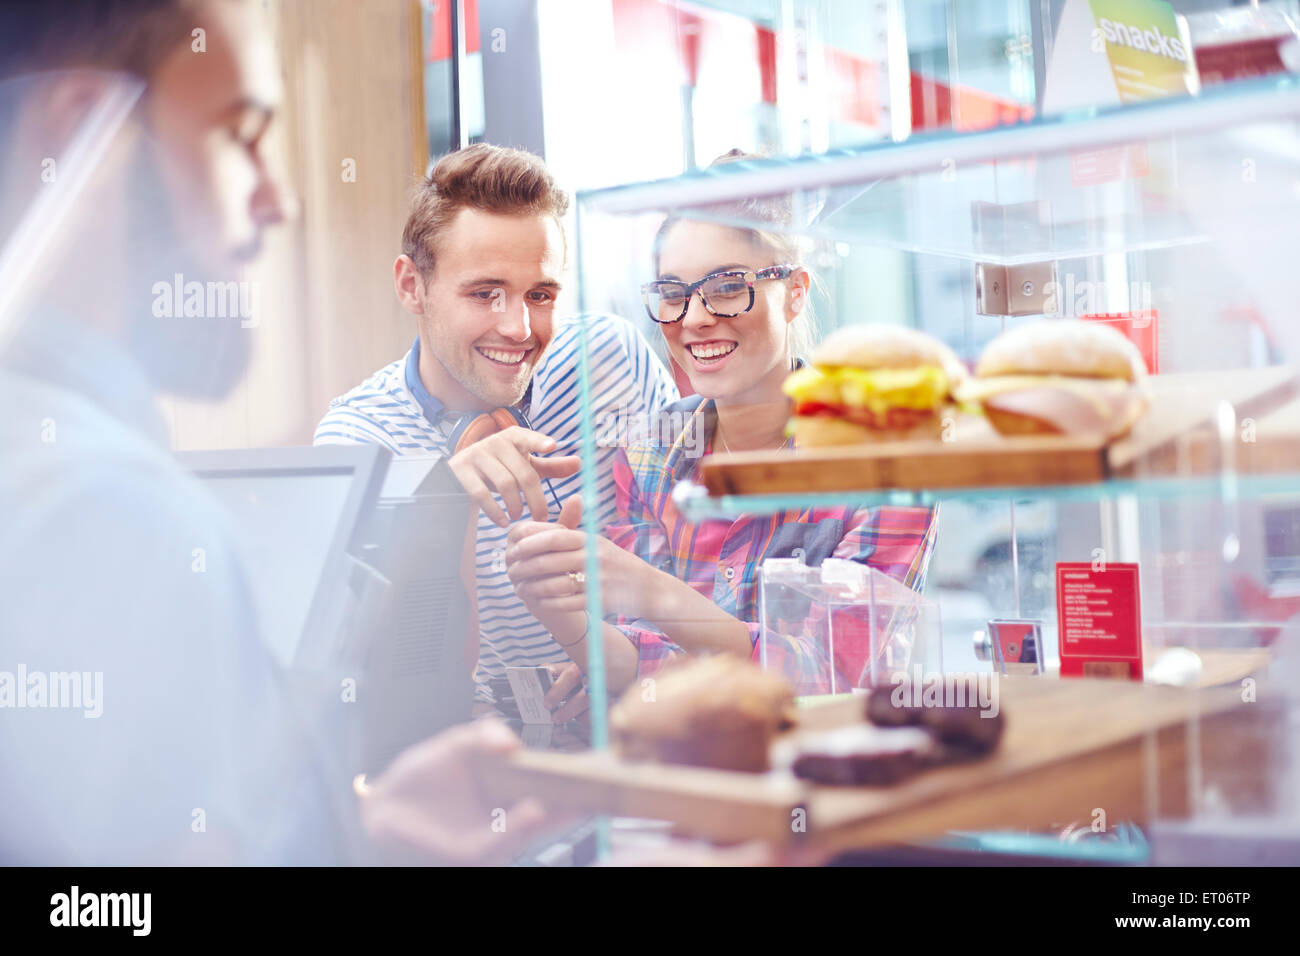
[676,471,1300,521]
[577,75,1300,264]
[570,56,1300,864]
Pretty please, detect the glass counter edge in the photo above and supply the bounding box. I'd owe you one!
[676,472,1300,520]
[574,74,1300,217]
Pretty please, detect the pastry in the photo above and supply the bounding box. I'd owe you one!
[866,682,1005,755]
[610,655,796,773]
[789,724,935,785]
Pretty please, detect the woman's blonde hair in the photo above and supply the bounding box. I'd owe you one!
[652,149,818,363]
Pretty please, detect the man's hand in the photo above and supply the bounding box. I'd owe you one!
[544,661,589,724]
[448,426,580,527]
[359,719,560,865]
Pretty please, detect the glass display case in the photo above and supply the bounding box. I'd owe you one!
[566,65,1300,862]
[759,559,944,694]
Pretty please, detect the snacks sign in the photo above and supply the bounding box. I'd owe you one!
[1089,0,1194,102]
[1042,0,1196,114]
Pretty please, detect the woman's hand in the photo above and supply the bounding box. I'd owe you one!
[505,497,657,620]
[507,497,751,661]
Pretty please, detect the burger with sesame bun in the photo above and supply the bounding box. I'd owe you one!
[783,325,966,446]
[962,320,1149,438]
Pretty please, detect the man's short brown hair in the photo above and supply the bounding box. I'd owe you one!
[402,144,569,277]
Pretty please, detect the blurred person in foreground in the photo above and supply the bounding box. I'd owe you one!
[0,0,555,866]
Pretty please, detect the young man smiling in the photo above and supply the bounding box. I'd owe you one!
[315,145,677,714]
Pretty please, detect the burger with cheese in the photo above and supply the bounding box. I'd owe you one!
[962,320,1148,438]
[783,325,966,446]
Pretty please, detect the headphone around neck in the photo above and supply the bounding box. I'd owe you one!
[447,405,531,455]
[447,405,563,514]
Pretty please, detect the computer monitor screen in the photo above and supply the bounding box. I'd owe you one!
[179,445,389,667]
[203,470,355,664]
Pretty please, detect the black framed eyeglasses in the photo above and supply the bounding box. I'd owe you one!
[641,264,795,325]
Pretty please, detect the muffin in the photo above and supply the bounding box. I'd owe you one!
[610,656,796,773]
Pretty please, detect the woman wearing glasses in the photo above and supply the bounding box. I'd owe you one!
[504,154,938,696]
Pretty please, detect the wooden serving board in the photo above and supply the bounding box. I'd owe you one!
[698,367,1299,496]
[1197,391,1300,477]
[475,649,1273,851]
[1109,366,1300,477]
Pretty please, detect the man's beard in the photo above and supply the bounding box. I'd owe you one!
[424,317,542,411]
[450,357,531,409]
[120,136,253,401]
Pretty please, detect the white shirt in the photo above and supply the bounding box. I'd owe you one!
[0,314,361,864]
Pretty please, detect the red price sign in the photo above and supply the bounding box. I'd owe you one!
[1081,311,1159,374]
[1056,562,1143,680]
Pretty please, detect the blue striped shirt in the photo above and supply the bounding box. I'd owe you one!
[314,314,678,699]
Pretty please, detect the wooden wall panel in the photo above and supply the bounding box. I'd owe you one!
[165,0,428,450]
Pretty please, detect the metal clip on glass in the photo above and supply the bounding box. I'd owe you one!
[975,619,1045,676]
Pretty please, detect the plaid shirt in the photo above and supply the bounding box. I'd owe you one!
[604,397,937,695]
